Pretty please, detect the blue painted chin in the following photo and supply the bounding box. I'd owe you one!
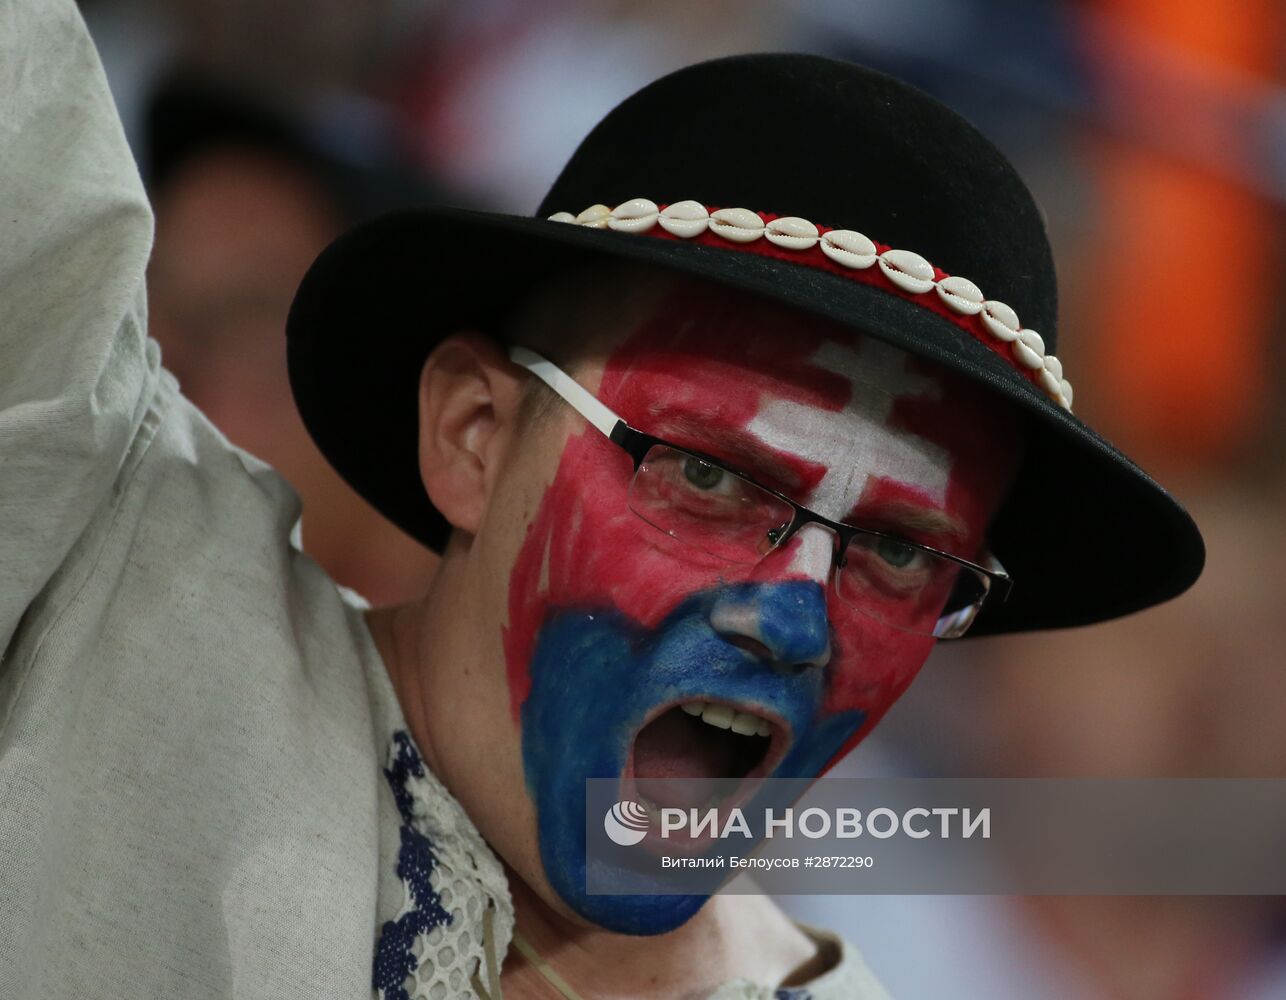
[520,580,864,936]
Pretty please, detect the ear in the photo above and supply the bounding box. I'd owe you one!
[416,333,525,538]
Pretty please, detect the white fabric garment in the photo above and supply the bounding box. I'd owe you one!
[0,4,887,997]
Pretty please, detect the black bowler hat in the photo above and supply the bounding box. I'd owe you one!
[286,53,1204,635]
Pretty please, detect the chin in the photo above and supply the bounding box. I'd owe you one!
[518,582,864,935]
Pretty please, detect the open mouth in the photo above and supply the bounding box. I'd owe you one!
[622,700,787,818]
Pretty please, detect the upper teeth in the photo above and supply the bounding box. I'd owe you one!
[681,701,771,738]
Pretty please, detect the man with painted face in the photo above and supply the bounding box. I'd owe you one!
[0,3,1204,999]
[359,264,1026,982]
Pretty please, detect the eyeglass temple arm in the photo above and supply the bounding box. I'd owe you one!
[508,346,624,439]
[984,551,1013,603]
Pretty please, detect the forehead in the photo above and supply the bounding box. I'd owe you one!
[585,277,1019,514]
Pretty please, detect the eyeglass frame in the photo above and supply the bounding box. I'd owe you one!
[507,345,1012,636]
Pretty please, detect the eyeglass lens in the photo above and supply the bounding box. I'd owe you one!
[626,444,988,638]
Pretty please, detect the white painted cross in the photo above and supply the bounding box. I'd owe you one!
[746,339,952,574]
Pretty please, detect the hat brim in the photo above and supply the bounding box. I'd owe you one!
[286,206,1204,636]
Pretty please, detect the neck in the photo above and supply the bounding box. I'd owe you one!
[365,590,446,777]
[365,544,479,781]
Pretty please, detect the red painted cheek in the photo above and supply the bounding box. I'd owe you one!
[820,607,936,769]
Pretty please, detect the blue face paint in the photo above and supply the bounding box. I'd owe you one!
[520,579,864,935]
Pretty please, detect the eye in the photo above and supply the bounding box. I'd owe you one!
[875,536,919,569]
[682,457,725,491]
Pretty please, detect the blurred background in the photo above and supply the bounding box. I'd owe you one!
[81,0,1284,995]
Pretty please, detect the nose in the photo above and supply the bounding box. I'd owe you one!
[709,580,832,672]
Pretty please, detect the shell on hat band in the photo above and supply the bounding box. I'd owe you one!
[547,199,1074,411]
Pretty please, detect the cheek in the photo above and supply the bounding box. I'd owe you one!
[821,605,936,764]
[502,429,740,718]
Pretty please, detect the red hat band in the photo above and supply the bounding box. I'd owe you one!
[548,198,1073,411]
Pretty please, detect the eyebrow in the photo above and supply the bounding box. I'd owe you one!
[643,409,808,492]
[851,499,969,546]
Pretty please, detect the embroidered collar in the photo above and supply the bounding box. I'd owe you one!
[373,731,514,1000]
[372,732,832,999]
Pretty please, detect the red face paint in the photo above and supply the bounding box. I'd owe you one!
[503,278,1018,771]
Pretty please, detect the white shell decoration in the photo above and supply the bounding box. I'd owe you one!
[546,197,1076,412]
[878,248,936,295]
[819,229,877,269]
[1013,343,1043,370]
[935,275,984,315]
[575,204,612,228]
[709,207,766,243]
[608,198,659,233]
[765,216,819,250]
[1014,329,1046,370]
[981,300,1021,342]
[658,200,710,238]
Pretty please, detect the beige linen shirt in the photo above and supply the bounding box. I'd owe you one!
[0,4,887,998]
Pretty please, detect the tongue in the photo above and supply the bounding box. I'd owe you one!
[632,708,749,809]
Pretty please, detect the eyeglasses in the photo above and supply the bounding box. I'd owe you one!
[508,346,1010,639]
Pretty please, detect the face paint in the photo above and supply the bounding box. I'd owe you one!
[503,280,1018,933]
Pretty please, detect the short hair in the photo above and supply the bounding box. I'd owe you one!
[500,258,675,424]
